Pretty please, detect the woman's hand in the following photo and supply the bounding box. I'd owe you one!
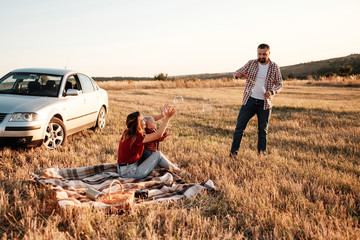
[160,104,169,117]
[164,106,176,119]
[154,104,169,121]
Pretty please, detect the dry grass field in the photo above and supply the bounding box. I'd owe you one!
[0,78,359,239]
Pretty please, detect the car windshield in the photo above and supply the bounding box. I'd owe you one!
[0,73,63,97]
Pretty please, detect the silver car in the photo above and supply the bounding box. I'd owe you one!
[0,68,108,149]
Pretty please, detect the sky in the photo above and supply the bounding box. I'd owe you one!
[1,0,359,77]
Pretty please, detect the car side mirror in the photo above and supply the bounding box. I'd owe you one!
[65,89,79,96]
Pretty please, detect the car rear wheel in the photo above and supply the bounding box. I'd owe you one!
[43,117,66,149]
[92,106,106,132]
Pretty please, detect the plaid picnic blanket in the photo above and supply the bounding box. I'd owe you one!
[33,163,215,210]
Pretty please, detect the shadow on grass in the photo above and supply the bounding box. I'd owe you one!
[273,137,359,161]
[0,129,99,152]
[178,121,234,138]
[0,140,38,151]
[308,82,360,88]
[272,106,359,129]
[180,105,359,138]
[272,105,359,117]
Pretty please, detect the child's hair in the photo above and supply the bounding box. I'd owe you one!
[143,116,154,128]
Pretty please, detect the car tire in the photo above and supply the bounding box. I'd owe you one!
[43,117,67,149]
[92,106,106,132]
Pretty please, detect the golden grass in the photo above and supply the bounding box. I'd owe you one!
[96,75,360,91]
[97,77,243,90]
[284,75,360,88]
[0,79,359,239]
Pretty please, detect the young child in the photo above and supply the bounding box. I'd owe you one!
[143,116,173,152]
[140,107,182,174]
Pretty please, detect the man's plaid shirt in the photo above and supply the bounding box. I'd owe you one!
[234,59,283,110]
[144,128,169,152]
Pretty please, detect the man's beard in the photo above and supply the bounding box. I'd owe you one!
[258,58,266,63]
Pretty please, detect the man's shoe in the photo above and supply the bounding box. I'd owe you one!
[258,151,267,157]
[229,151,238,158]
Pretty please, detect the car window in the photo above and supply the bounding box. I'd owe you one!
[65,75,81,91]
[90,78,99,90]
[78,74,95,93]
[0,75,16,90]
[0,73,62,97]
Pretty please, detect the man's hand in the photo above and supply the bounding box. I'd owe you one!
[234,71,247,79]
[264,91,272,99]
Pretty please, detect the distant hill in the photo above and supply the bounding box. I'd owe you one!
[93,76,153,82]
[171,72,232,80]
[172,54,360,80]
[280,54,360,79]
[93,54,360,81]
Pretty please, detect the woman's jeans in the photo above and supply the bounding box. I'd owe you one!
[231,97,271,154]
[117,151,176,179]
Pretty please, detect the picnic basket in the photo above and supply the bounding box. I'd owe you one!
[100,180,134,209]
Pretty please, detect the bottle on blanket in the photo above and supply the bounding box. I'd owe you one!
[85,188,104,201]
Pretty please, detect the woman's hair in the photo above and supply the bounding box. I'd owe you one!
[124,111,143,142]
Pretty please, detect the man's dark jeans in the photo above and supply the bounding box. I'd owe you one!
[230,97,271,154]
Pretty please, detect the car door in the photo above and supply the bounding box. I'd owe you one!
[61,75,89,132]
[77,74,99,124]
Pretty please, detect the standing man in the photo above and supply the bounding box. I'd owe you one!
[230,43,282,157]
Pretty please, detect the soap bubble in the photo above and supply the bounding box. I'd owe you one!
[174,96,184,105]
[202,104,212,114]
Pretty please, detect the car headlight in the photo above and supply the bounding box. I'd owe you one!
[9,113,39,122]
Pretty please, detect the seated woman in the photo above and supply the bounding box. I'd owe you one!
[117,105,180,179]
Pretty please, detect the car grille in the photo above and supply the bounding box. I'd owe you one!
[0,113,7,123]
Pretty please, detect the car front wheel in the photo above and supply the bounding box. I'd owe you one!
[43,117,66,149]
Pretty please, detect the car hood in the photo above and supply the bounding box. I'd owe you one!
[0,95,58,113]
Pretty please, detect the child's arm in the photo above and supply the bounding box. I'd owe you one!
[158,130,173,142]
[153,114,164,121]
[143,106,175,143]
[165,130,173,136]
[153,104,169,121]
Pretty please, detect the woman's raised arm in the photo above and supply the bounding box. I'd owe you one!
[153,104,169,121]
[143,106,176,143]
